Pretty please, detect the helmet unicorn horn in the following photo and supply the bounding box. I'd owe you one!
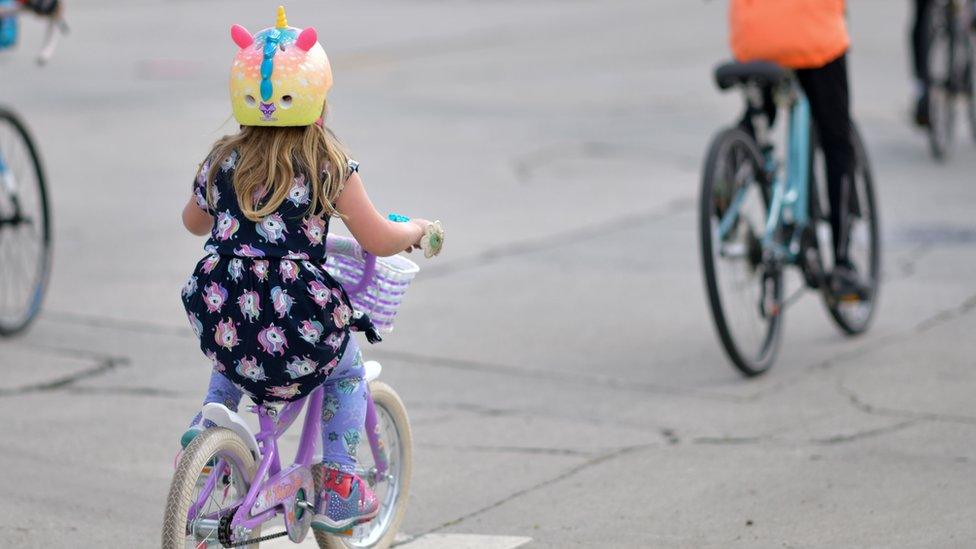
[229,5,332,127]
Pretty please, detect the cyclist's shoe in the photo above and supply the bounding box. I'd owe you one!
[914,91,930,128]
[311,468,379,533]
[174,420,220,469]
[829,261,871,304]
[180,425,205,449]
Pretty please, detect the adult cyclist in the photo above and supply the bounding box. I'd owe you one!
[0,0,60,33]
[729,0,867,302]
[909,0,976,126]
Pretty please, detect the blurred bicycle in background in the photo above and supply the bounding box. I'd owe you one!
[0,0,66,334]
[700,61,880,376]
[917,0,976,159]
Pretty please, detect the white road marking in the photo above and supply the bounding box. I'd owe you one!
[261,532,532,548]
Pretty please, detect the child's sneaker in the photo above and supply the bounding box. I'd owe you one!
[311,467,379,533]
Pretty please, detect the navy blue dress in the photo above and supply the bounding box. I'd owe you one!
[181,151,375,403]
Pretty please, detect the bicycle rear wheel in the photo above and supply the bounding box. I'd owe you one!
[822,125,881,335]
[926,0,957,160]
[162,428,260,548]
[0,107,51,335]
[316,381,412,549]
[699,127,783,377]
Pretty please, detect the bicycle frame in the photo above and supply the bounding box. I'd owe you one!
[187,374,390,542]
[717,81,813,266]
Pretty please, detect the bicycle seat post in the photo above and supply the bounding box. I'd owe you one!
[745,83,769,145]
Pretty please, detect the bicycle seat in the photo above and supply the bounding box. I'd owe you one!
[714,60,790,91]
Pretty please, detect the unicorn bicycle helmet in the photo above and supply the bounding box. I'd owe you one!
[229,5,332,127]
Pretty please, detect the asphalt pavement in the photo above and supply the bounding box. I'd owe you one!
[0,1,974,547]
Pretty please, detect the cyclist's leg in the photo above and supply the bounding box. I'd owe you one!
[183,369,244,447]
[314,336,379,529]
[796,54,864,296]
[320,338,367,474]
[912,0,933,125]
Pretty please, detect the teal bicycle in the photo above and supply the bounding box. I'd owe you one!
[699,61,881,376]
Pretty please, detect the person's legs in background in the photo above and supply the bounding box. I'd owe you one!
[795,54,866,299]
[912,0,933,125]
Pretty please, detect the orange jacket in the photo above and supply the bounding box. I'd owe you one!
[729,0,849,69]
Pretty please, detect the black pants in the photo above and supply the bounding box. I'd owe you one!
[796,54,854,264]
[912,0,932,85]
[740,54,855,264]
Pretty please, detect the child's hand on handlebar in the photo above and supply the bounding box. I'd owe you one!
[404,218,431,253]
[412,219,444,258]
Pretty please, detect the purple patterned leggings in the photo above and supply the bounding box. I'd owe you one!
[190,338,367,473]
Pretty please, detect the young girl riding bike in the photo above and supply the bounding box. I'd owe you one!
[179,6,436,534]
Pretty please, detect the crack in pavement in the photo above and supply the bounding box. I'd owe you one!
[809,419,922,445]
[743,288,976,403]
[65,385,183,398]
[33,309,757,405]
[0,355,128,397]
[830,291,976,426]
[424,443,654,535]
[691,418,923,447]
[837,380,976,426]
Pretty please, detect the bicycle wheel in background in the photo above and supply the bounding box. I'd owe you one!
[316,381,412,549]
[699,127,783,377]
[822,125,881,335]
[926,0,956,160]
[963,19,976,141]
[0,107,51,335]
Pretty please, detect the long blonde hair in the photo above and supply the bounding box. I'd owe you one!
[199,120,350,222]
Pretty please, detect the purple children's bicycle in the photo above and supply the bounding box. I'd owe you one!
[162,235,420,549]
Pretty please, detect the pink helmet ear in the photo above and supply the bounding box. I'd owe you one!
[296,27,318,52]
[231,25,254,49]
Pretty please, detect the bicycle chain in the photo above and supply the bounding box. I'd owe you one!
[216,506,290,548]
[225,529,290,547]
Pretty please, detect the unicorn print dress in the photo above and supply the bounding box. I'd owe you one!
[182,153,376,403]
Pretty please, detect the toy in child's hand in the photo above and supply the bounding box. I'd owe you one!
[419,221,444,258]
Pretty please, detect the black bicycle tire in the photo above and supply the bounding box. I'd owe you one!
[823,124,881,335]
[0,106,52,336]
[699,127,782,377]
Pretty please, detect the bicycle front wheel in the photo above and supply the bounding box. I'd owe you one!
[0,107,51,335]
[699,127,783,377]
[316,380,412,549]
